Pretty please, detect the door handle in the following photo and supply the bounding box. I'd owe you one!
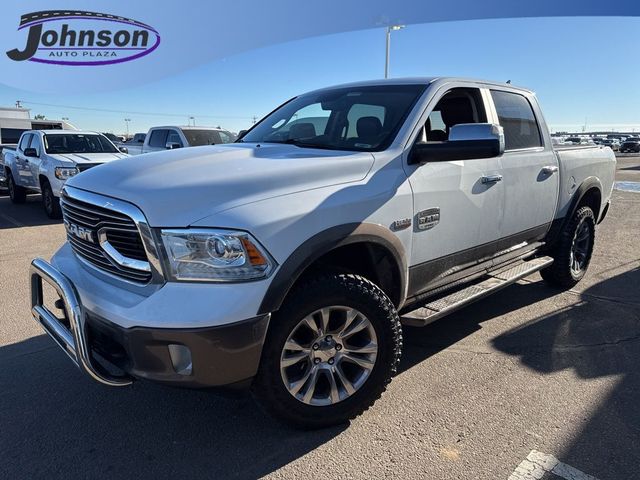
[541,165,559,174]
[481,174,503,184]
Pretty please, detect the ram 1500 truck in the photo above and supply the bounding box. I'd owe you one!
[4,130,129,218]
[29,78,615,428]
[124,125,236,155]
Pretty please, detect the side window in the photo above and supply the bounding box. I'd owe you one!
[148,129,169,148]
[166,130,183,146]
[30,135,42,156]
[490,90,542,150]
[218,131,233,144]
[18,133,33,151]
[422,88,487,142]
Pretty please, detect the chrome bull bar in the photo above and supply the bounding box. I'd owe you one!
[29,257,132,387]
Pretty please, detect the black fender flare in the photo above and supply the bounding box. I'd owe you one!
[545,176,602,247]
[258,223,408,314]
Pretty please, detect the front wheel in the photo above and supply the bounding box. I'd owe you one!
[252,273,402,429]
[541,206,595,288]
[42,180,62,219]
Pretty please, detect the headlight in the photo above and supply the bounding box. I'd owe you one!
[160,228,275,282]
[55,167,78,180]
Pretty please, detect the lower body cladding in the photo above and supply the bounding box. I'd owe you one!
[30,257,270,389]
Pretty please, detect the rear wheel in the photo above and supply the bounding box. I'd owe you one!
[41,180,62,219]
[252,273,402,429]
[7,170,27,204]
[541,206,595,288]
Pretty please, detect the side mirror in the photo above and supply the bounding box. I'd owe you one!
[165,142,181,150]
[237,130,247,139]
[409,123,505,164]
[23,147,38,158]
[118,146,129,154]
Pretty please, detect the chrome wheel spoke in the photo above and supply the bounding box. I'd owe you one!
[302,366,321,403]
[289,366,313,395]
[334,365,356,396]
[284,338,309,353]
[280,305,378,406]
[281,351,309,368]
[327,369,341,403]
[339,316,368,340]
[301,315,321,336]
[343,341,378,355]
[341,352,375,369]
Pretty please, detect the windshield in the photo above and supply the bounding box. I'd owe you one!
[44,134,118,154]
[239,84,426,151]
[183,129,234,146]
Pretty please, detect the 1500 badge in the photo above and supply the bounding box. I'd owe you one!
[6,10,160,66]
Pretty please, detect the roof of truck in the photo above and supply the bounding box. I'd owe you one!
[34,130,101,135]
[308,77,534,95]
[151,126,230,131]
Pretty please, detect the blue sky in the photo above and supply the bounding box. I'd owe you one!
[1,16,638,135]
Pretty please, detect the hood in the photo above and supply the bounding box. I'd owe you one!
[50,152,128,164]
[67,143,374,226]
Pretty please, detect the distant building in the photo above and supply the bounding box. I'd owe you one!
[0,107,75,145]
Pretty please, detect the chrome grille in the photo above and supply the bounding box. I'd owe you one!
[60,194,152,283]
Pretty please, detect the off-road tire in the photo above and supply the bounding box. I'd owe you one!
[541,206,595,288]
[252,273,402,429]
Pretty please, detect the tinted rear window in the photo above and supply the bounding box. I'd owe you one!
[491,90,542,150]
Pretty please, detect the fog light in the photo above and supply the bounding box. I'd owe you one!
[168,344,192,375]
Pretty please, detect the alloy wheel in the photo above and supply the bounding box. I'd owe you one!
[280,306,378,406]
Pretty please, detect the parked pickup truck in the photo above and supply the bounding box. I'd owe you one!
[3,130,128,218]
[124,126,235,155]
[29,78,615,429]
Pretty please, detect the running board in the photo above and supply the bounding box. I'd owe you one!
[401,256,554,327]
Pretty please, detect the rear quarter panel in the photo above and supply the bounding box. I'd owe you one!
[554,145,616,219]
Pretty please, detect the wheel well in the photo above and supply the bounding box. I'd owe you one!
[578,187,601,218]
[290,242,403,308]
[39,174,49,188]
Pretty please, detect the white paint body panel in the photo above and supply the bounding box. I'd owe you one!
[49,77,616,330]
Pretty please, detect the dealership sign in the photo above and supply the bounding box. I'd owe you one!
[5,10,160,66]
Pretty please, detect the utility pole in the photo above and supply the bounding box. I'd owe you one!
[15,100,22,109]
[252,115,257,124]
[124,118,131,138]
[189,116,195,126]
[385,25,405,79]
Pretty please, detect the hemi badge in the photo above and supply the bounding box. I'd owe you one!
[391,218,412,231]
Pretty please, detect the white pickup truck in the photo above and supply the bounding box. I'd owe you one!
[29,78,615,429]
[3,130,128,218]
[123,126,235,155]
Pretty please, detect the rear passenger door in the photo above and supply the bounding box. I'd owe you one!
[15,133,37,188]
[488,89,559,243]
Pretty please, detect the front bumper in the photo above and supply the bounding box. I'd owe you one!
[30,258,270,388]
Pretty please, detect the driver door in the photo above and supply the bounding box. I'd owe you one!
[404,86,505,295]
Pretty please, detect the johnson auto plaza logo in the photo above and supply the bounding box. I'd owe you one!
[6,10,160,66]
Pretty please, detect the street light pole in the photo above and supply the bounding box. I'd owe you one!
[385,25,405,79]
[124,118,131,138]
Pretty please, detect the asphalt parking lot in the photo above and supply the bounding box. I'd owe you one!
[1,155,638,479]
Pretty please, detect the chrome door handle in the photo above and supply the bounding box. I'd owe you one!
[481,174,503,184]
[541,165,559,174]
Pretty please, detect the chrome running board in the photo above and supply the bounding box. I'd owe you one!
[401,256,554,327]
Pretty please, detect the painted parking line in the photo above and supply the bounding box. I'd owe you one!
[509,450,599,480]
[614,181,640,193]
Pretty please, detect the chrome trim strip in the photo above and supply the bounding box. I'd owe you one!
[30,257,132,387]
[98,229,151,272]
[62,185,164,284]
